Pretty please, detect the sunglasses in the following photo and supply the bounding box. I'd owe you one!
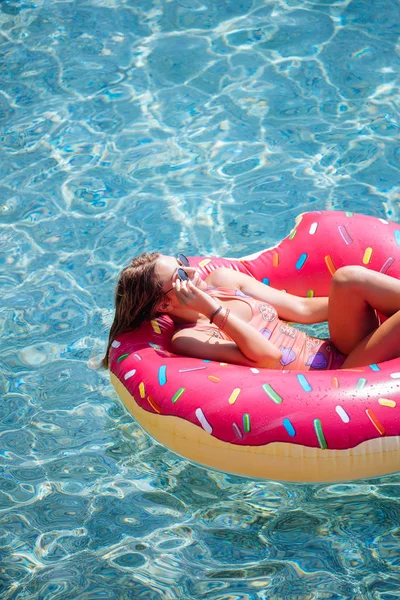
[165,254,191,294]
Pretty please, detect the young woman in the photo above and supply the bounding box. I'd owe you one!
[103,252,400,371]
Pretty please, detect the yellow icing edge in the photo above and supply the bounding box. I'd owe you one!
[111,374,400,483]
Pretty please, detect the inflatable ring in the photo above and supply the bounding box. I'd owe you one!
[109,211,400,482]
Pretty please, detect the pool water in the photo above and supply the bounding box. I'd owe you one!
[1,0,400,598]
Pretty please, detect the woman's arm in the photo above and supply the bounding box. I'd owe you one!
[171,280,283,368]
[301,296,329,324]
[209,268,329,324]
[172,316,282,369]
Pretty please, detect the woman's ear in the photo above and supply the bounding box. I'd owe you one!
[159,298,171,313]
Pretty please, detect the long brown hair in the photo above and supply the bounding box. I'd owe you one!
[103,252,164,369]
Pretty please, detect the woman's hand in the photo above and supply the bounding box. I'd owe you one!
[173,279,217,318]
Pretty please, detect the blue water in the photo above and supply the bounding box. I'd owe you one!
[1,0,400,598]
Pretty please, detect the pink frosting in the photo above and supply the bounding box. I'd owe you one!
[110,211,400,450]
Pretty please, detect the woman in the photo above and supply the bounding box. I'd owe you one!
[103,252,400,371]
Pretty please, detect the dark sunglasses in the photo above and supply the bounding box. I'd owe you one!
[165,254,191,294]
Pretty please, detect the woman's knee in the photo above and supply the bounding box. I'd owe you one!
[331,265,369,289]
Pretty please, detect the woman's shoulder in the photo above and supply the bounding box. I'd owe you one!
[206,266,241,288]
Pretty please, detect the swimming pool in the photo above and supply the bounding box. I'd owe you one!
[1,0,399,597]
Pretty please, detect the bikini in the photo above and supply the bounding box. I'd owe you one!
[180,287,346,371]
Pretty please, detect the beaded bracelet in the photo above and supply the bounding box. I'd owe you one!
[219,308,230,331]
[209,306,223,324]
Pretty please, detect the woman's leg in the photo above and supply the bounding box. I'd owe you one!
[328,266,400,362]
[340,311,400,368]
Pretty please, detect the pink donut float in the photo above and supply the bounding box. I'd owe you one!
[109,211,400,482]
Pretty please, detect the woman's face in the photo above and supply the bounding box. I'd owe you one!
[155,254,205,303]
